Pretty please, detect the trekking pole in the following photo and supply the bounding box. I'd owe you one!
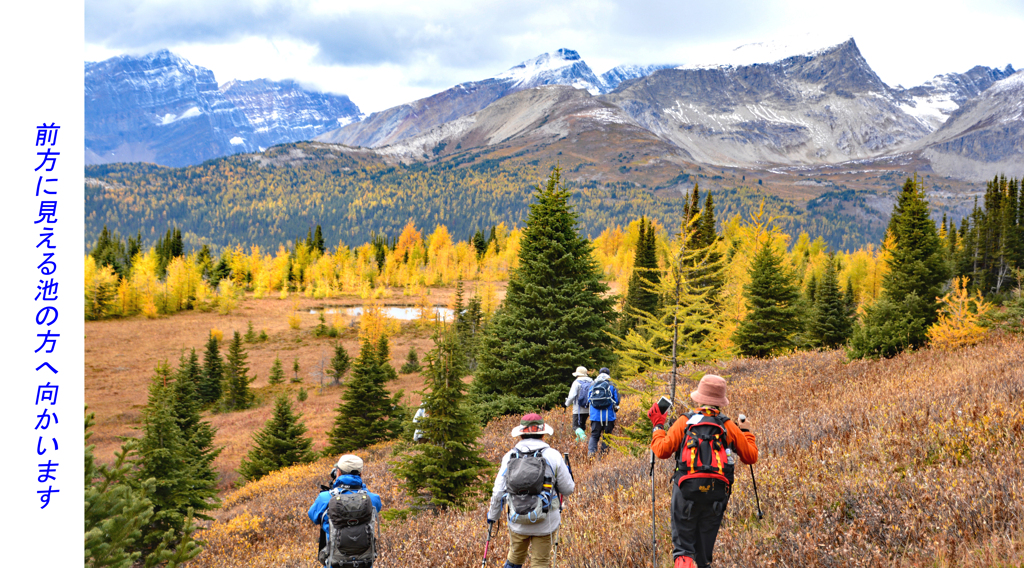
[481,522,494,567]
[554,453,574,568]
[738,414,764,520]
[749,464,764,520]
[650,449,657,568]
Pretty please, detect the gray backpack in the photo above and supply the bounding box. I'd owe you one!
[504,448,553,524]
[322,489,376,568]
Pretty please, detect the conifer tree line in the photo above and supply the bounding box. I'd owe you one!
[947,175,1024,295]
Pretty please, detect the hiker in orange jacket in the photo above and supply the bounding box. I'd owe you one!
[648,374,758,568]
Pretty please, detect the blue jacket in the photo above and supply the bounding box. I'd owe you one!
[588,375,620,423]
[308,474,383,537]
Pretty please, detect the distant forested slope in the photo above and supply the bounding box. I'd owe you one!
[85,142,885,253]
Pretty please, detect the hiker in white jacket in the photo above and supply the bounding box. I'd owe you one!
[564,366,592,438]
[487,413,576,568]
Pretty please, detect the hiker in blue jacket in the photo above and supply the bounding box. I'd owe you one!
[308,454,383,565]
[588,368,620,456]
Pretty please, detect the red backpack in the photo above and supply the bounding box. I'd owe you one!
[674,412,734,486]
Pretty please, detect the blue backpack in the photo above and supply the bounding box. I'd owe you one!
[576,379,594,408]
[589,379,614,410]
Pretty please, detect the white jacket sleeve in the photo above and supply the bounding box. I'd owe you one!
[487,451,511,521]
[565,379,580,407]
[548,449,575,498]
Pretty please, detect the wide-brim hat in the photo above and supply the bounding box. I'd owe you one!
[690,374,729,407]
[510,413,554,437]
[572,366,589,378]
[335,454,364,474]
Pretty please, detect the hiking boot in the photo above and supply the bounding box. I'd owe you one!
[674,556,697,568]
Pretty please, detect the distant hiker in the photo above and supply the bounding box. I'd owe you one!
[647,375,758,568]
[487,413,576,568]
[308,454,384,568]
[564,366,593,440]
[412,404,427,443]
[588,367,620,456]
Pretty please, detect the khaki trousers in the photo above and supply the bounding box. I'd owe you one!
[507,529,557,568]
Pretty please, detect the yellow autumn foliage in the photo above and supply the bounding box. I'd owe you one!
[928,276,992,350]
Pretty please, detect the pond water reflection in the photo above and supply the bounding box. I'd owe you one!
[307,306,453,321]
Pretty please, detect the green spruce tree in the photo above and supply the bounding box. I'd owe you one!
[733,238,802,358]
[129,371,218,556]
[620,217,661,336]
[237,395,315,483]
[198,333,223,405]
[170,350,221,494]
[400,346,421,374]
[222,331,254,410]
[326,339,397,453]
[472,168,617,420]
[268,356,285,385]
[808,255,855,349]
[394,328,494,510]
[327,344,351,385]
[850,175,950,358]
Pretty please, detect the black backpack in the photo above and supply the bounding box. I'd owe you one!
[674,412,734,487]
[504,448,553,524]
[589,379,614,410]
[323,489,376,568]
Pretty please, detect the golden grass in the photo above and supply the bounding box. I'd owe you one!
[84,286,499,489]
[180,334,1024,567]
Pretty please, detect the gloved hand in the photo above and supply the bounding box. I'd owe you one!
[486,513,496,525]
[648,403,667,428]
[737,414,753,432]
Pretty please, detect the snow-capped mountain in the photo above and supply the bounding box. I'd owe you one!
[600,64,676,92]
[495,48,605,94]
[604,38,932,166]
[894,64,1016,130]
[917,70,1024,179]
[318,48,668,148]
[85,50,362,167]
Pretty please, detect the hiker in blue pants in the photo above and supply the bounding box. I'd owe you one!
[587,367,620,456]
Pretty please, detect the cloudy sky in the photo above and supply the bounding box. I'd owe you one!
[85,0,1024,113]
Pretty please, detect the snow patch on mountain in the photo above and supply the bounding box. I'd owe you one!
[899,93,958,130]
[495,48,603,95]
[160,106,202,125]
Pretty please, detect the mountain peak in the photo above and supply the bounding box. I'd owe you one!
[682,34,857,70]
[494,48,603,94]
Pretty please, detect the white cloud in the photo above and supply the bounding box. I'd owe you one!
[85,0,1024,113]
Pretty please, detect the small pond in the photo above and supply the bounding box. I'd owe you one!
[307,306,454,321]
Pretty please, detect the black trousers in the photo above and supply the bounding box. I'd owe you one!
[671,477,730,568]
[589,420,615,454]
[572,413,588,431]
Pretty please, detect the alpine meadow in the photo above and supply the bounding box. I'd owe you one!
[82,30,1024,568]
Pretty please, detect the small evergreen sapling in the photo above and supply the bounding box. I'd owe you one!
[327,343,351,385]
[237,395,315,483]
[291,358,302,383]
[223,331,254,410]
[400,346,421,374]
[268,357,285,385]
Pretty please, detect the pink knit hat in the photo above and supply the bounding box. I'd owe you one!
[690,374,729,407]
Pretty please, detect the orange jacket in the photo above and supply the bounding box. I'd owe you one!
[650,410,758,466]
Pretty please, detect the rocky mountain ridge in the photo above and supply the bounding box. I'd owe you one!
[85,50,362,167]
